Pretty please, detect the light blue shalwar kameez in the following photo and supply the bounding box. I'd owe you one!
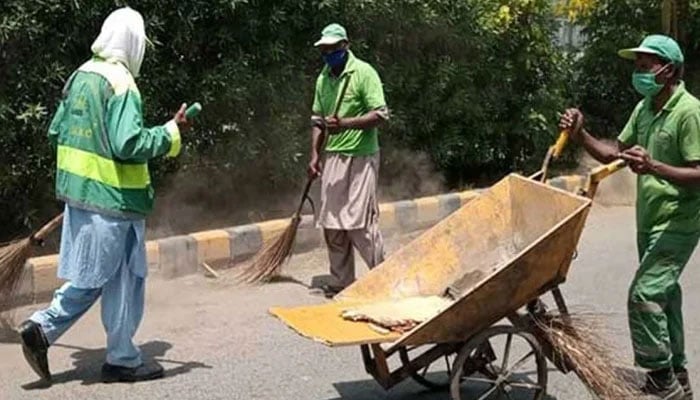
[30,204,148,368]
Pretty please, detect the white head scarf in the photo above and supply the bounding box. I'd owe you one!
[90,7,148,77]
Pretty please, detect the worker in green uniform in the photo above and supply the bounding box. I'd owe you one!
[307,23,390,297]
[560,34,699,400]
[18,7,192,384]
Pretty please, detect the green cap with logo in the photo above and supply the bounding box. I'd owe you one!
[314,23,348,47]
[618,34,684,65]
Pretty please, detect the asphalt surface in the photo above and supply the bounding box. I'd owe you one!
[0,205,698,400]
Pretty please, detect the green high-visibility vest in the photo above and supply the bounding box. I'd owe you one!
[49,57,181,217]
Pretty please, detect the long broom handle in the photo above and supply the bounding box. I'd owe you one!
[297,72,355,218]
[295,178,314,217]
[31,213,64,242]
[332,71,353,117]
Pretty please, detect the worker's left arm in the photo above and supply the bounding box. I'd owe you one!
[326,67,389,133]
[106,88,183,162]
[620,112,700,186]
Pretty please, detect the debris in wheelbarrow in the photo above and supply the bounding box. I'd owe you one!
[341,295,453,334]
[339,262,516,335]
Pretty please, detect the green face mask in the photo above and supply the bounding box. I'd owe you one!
[632,63,671,98]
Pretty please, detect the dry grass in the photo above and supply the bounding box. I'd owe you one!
[0,239,31,299]
[232,216,301,284]
[533,311,642,399]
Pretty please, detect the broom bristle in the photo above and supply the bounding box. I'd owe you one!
[534,311,642,399]
[233,217,301,284]
[0,239,32,308]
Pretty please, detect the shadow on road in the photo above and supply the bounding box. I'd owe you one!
[325,375,560,400]
[21,340,211,390]
[267,274,311,288]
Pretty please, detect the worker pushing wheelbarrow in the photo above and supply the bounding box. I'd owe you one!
[270,130,629,400]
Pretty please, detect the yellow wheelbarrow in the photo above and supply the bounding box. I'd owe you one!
[271,152,626,399]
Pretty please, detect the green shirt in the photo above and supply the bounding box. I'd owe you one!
[49,57,180,217]
[312,51,387,156]
[618,82,700,233]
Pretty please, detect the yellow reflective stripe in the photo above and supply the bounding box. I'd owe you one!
[57,145,150,189]
[78,59,138,96]
[165,120,181,157]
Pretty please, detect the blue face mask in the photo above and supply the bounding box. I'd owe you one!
[322,49,347,68]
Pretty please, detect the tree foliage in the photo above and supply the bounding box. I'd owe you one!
[0,0,570,239]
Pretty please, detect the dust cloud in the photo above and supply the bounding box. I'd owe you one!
[147,148,446,239]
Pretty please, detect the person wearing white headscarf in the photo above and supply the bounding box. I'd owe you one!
[18,7,192,384]
[91,6,148,77]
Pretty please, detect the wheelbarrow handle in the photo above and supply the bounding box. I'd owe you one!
[531,130,570,182]
[550,130,569,159]
[580,159,627,199]
[589,159,627,182]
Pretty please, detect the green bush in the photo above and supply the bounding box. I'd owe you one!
[0,0,570,240]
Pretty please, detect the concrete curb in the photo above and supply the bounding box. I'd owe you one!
[13,175,581,307]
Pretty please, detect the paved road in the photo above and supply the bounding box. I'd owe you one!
[0,205,699,399]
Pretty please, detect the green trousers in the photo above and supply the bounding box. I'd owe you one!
[628,230,699,370]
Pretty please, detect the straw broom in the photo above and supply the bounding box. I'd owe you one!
[533,311,642,399]
[233,178,315,284]
[0,213,63,300]
[235,72,354,285]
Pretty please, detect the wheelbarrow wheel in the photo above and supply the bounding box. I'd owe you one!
[398,344,461,390]
[450,325,547,400]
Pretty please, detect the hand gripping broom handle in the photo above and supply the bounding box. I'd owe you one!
[296,72,354,218]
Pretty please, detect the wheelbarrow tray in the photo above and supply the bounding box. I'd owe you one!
[270,174,592,349]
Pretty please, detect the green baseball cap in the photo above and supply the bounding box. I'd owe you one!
[618,34,684,65]
[314,23,348,47]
